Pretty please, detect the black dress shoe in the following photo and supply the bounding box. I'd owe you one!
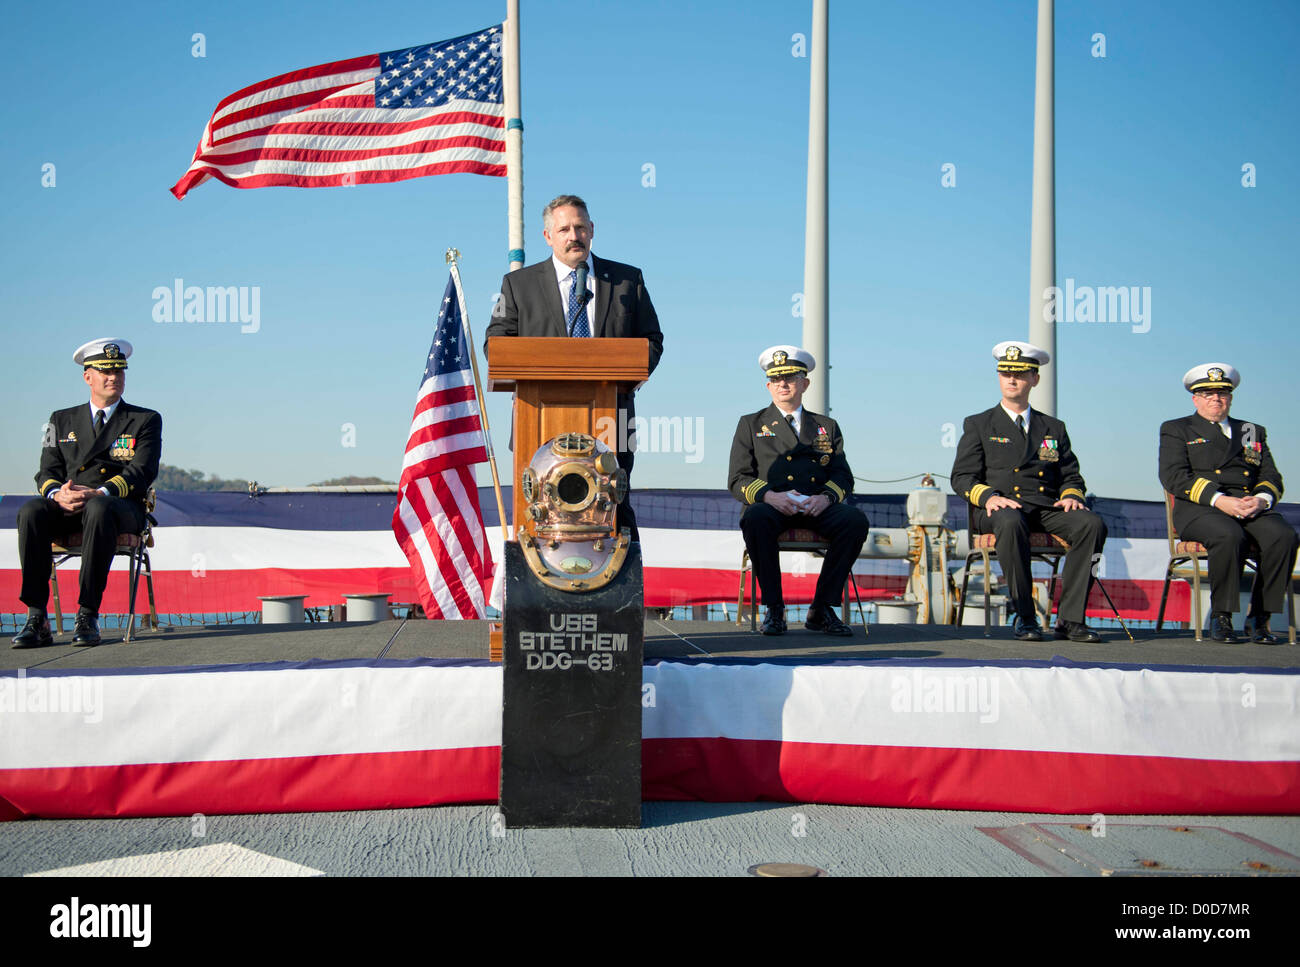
[1012,617,1043,641]
[759,608,787,636]
[805,606,853,637]
[72,611,102,647]
[1054,620,1102,643]
[1207,612,1241,644]
[1248,613,1280,645]
[12,612,53,649]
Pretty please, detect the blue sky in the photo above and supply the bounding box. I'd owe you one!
[2,0,1297,502]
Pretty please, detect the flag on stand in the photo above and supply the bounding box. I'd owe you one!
[171,25,505,199]
[392,275,494,619]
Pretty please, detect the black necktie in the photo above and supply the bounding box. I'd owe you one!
[786,413,796,435]
[1015,414,1027,438]
[95,409,107,434]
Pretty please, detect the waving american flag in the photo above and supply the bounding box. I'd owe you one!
[172,26,505,199]
[392,274,494,619]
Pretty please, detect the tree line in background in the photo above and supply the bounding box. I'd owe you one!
[155,465,393,491]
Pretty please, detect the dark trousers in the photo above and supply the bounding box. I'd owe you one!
[740,501,870,611]
[16,495,145,613]
[1180,509,1299,615]
[972,504,1107,624]
[616,446,638,542]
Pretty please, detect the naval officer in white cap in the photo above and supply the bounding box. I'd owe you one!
[11,338,162,649]
[1158,363,1298,643]
[950,341,1108,642]
[728,346,869,636]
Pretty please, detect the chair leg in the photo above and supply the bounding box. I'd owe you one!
[1190,555,1204,642]
[736,551,748,627]
[1156,567,1174,631]
[848,576,868,636]
[957,554,972,627]
[1044,557,1061,629]
[982,550,992,638]
[1287,575,1296,646]
[125,548,141,643]
[50,558,64,635]
[144,552,158,632]
[750,566,759,633]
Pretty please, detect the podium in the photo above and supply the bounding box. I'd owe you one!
[487,337,650,828]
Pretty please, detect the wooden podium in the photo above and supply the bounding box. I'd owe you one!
[486,337,651,534]
[487,335,650,828]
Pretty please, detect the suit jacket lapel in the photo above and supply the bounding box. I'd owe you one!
[69,404,100,469]
[764,404,799,448]
[535,262,568,337]
[1024,411,1045,463]
[991,407,1026,461]
[1196,413,1231,465]
[592,255,611,337]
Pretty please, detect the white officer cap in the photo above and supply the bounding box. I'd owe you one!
[74,337,133,371]
[1183,362,1239,393]
[992,340,1049,372]
[760,345,815,378]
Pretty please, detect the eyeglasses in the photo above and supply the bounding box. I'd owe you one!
[768,374,803,384]
[1194,390,1232,399]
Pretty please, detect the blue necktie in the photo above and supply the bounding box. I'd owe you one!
[566,269,590,338]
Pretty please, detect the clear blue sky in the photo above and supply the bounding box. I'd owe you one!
[2,0,1297,501]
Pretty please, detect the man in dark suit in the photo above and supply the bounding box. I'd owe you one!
[729,346,869,636]
[1158,363,1298,643]
[485,194,663,540]
[950,341,1107,642]
[12,338,162,649]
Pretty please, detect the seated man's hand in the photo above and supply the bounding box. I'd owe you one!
[1053,497,1085,512]
[1216,495,1261,520]
[52,482,93,513]
[763,490,803,516]
[984,495,1022,513]
[804,494,832,517]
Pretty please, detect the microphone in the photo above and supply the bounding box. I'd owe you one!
[574,262,591,307]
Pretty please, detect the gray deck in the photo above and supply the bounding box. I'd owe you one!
[5,617,1299,671]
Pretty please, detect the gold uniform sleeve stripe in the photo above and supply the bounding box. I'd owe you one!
[1189,477,1214,504]
[106,475,129,498]
[968,484,990,506]
[744,479,767,504]
[826,481,846,501]
[40,478,61,497]
[1255,480,1281,498]
[1059,488,1085,501]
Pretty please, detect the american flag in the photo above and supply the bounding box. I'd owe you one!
[171,26,505,200]
[392,275,494,619]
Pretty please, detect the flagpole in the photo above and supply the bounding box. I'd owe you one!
[504,0,524,271]
[446,248,511,542]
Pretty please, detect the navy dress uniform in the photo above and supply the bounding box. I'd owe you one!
[950,341,1107,641]
[1158,363,1298,643]
[728,346,869,636]
[12,338,162,649]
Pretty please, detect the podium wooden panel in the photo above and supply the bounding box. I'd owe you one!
[487,337,650,536]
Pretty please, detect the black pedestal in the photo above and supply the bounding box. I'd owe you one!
[499,540,644,828]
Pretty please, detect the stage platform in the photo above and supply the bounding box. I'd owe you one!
[4,617,1299,671]
[4,617,1298,824]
